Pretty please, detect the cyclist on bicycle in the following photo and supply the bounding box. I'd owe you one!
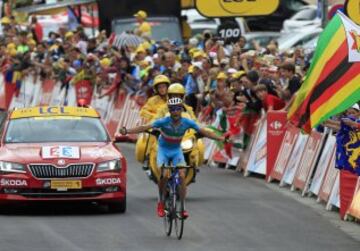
[119,97,228,218]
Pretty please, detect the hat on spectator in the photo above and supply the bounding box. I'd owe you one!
[188,62,203,73]
[189,47,199,57]
[192,61,203,70]
[220,58,229,65]
[232,70,246,79]
[193,51,204,59]
[1,16,10,24]
[135,45,146,54]
[352,103,360,111]
[134,10,147,19]
[189,37,199,47]
[7,43,16,50]
[27,39,36,46]
[65,31,74,39]
[100,58,111,67]
[55,38,63,43]
[217,72,227,80]
[227,68,237,74]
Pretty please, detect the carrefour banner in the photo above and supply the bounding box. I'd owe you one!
[196,0,279,17]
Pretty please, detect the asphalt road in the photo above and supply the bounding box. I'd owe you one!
[0,143,358,251]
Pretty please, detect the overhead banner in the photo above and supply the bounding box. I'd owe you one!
[195,0,279,17]
[345,0,360,25]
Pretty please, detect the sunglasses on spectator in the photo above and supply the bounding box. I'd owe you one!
[168,106,183,112]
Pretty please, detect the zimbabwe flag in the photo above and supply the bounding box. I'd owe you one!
[288,12,360,132]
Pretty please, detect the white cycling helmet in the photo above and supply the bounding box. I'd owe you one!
[167,97,183,106]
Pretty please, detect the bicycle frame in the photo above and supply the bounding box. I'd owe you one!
[161,165,189,240]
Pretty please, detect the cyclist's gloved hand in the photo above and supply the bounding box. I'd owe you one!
[119,127,127,135]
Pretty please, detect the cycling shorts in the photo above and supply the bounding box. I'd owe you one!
[157,146,186,167]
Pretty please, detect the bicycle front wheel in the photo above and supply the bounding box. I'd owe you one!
[163,191,172,236]
[174,188,185,240]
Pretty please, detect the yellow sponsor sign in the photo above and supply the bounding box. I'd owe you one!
[196,0,279,17]
[51,180,82,190]
[11,106,99,119]
[345,0,360,25]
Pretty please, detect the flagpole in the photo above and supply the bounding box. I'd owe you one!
[321,0,329,28]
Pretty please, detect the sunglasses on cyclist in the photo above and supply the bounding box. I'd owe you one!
[168,105,183,112]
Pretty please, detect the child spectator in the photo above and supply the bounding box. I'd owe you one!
[254,84,285,111]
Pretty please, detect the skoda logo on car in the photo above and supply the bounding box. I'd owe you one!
[57,159,66,166]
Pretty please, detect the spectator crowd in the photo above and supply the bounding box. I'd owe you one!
[0,11,342,153]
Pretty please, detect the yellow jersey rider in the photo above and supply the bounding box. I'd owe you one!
[154,83,197,121]
[140,74,170,122]
[120,97,228,219]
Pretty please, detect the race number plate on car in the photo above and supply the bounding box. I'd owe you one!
[51,180,82,190]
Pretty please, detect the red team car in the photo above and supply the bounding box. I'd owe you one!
[0,106,127,212]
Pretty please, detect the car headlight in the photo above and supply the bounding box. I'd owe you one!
[0,161,26,174]
[97,159,121,172]
[181,139,194,151]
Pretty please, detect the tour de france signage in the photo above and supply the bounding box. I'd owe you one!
[195,0,280,17]
[345,0,360,25]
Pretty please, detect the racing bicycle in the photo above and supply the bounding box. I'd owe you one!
[161,165,192,240]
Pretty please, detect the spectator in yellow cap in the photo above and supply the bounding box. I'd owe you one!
[1,16,11,33]
[210,72,230,110]
[65,31,74,41]
[134,10,151,37]
[134,45,146,62]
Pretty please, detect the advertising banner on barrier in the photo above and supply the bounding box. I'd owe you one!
[281,134,308,187]
[0,74,5,110]
[245,119,267,176]
[347,177,360,219]
[327,172,340,210]
[268,124,299,182]
[237,120,261,172]
[318,152,338,203]
[292,131,324,195]
[106,91,127,137]
[39,79,55,106]
[266,111,287,179]
[339,170,358,219]
[309,135,336,196]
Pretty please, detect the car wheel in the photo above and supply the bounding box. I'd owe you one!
[108,197,126,213]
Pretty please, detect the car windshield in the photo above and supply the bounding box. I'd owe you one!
[112,17,182,42]
[5,117,109,143]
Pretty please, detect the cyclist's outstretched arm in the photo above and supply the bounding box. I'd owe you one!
[120,124,153,135]
[199,128,225,142]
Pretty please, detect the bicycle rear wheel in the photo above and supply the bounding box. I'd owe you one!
[174,188,185,240]
[163,190,172,236]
